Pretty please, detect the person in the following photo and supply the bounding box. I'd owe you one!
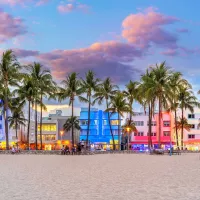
[11,146,16,154]
[81,139,84,149]
[65,145,70,155]
[61,145,65,155]
[72,146,76,155]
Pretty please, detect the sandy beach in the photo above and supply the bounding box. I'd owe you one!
[0,154,200,200]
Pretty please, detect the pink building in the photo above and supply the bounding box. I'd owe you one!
[130,111,175,149]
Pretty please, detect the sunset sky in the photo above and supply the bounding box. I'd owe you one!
[0,0,200,105]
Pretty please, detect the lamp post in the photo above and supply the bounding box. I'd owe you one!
[169,131,172,156]
[60,130,64,148]
[126,127,130,151]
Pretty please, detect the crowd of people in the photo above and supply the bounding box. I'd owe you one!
[61,141,85,155]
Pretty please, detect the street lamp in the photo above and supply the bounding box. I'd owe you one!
[60,130,64,147]
[169,131,172,156]
[126,127,130,151]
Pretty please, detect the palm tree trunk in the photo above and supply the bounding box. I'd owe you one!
[158,97,162,148]
[86,96,91,149]
[106,99,115,150]
[15,121,18,139]
[150,102,153,148]
[181,107,184,150]
[27,100,31,150]
[118,113,121,151]
[71,97,74,147]
[40,93,43,150]
[174,109,179,148]
[4,106,9,150]
[35,99,38,150]
[148,103,151,150]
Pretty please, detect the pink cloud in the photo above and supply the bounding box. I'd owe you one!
[122,8,179,49]
[57,2,89,14]
[13,49,40,58]
[36,41,143,82]
[57,4,75,13]
[0,0,49,6]
[161,49,178,56]
[0,10,27,43]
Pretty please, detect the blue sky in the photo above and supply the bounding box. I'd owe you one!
[0,0,200,98]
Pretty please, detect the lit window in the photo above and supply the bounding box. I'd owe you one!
[37,124,56,132]
[111,120,119,125]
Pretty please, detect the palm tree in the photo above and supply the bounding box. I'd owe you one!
[14,76,35,149]
[123,81,139,122]
[105,92,130,150]
[59,72,82,147]
[8,108,27,141]
[0,50,21,150]
[63,116,81,144]
[93,78,119,150]
[79,70,100,148]
[176,117,191,132]
[38,73,56,150]
[139,69,156,149]
[168,72,190,147]
[150,62,172,148]
[178,85,200,149]
[122,119,137,150]
[27,62,50,150]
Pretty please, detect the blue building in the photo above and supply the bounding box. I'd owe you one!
[79,108,121,148]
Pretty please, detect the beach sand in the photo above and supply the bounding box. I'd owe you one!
[0,154,200,200]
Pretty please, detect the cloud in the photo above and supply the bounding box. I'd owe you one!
[13,49,40,58]
[57,1,89,13]
[0,0,49,6]
[37,41,143,82]
[0,10,27,43]
[122,8,179,49]
[161,49,178,56]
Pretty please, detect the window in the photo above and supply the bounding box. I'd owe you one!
[80,120,88,125]
[134,132,144,136]
[190,124,195,129]
[38,124,56,131]
[0,124,2,129]
[103,120,108,125]
[147,121,156,126]
[188,114,195,119]
[80,129,97,135]
[163,121,170,127]
[150,132,156,136]
[111,120,119,125]
[188,134,195,139]
[163,131,170,136]
[134,121,144,126]
[0,115,2,120]
[104,129,118,135]
[38,134,56,141]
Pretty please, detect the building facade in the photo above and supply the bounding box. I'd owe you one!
[180,108,200,150]
[79,108,121,149]
[29,109,80,150]
[130,111,175,150]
